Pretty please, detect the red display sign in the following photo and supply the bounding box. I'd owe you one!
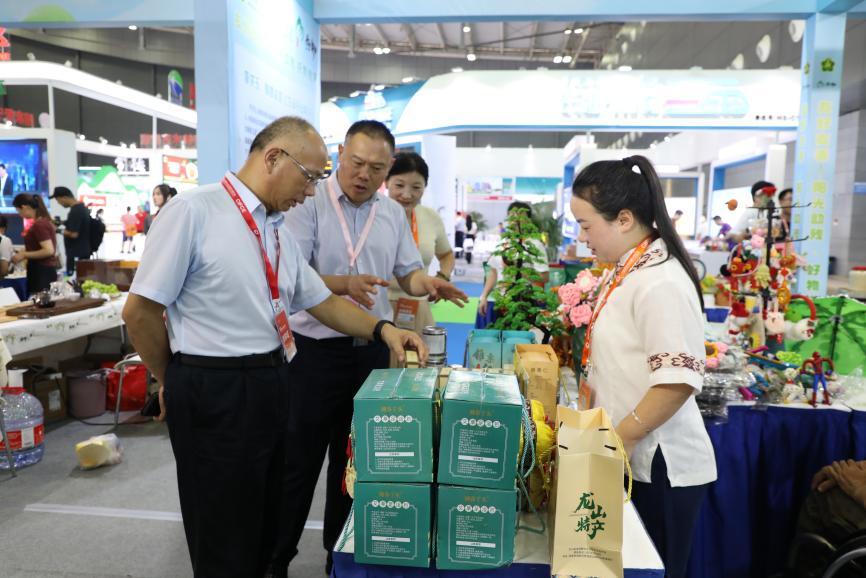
[162,155,198,184]
[80,194,107,208]
[0,28,11,62]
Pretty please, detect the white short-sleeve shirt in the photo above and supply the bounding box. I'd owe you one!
[130,172,332,356]
[0,235,13,265]
[587,237,717,487]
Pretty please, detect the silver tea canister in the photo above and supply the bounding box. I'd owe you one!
[422,326,447,366]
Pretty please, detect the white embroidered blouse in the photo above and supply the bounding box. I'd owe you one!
[587,237,717,487]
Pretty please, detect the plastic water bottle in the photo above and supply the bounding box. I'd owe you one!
[0,369,45,470]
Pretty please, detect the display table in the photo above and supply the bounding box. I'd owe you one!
[332,503,664,577]
[688,402,866,578]
[0,295,126,357]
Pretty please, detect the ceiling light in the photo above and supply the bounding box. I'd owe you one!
[756,34,772,63]
[155,92,162,99]
[115,79,123,85]
[789,20,805,43]
[163,144,170,150]
[451,67,464,73]
[328,96,339,102]
[537,66,548,71]
[562,55,573,64]
[128,25,138,31]
[401,76,414,84]
[664,135,671,142]
[574,27,584,34]
[364,23,373,27]
[466,52,477,62]
[621,41,629,54]
[650,142,657,149]
[373,83,386,90]
[462,25,471,33]
[64,60,73,67]
[77,134,85,140]
[130,143,137,149]
[119,142,127,148]
[485,144,492,150]
[564,29,572,35]
[731,53,745,70]
[553,55,563,64]
[382,47,391,54]
[99,137,108,144]
[373,46,383,55]
[4,120,12,127]
[349,90,362,97]
[26,52,36,61]
[618,65,632,71]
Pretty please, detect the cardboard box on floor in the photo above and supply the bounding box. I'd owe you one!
[353,482,433,568]
[8,357,67,424]
[435,484,517,570]
[514,344,559,419]
[549,406,624,578]
[353,368,440,483]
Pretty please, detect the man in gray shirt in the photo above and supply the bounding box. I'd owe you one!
[269,120,467,576]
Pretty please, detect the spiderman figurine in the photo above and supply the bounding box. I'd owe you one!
[799,351,834,407]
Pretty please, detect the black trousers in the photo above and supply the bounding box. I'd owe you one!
[630,448,709,578]
[164,356,290,578]
[270,334,389,569]
[26,261,56,294]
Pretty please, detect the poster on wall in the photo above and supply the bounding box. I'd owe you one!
[228,0,320,170]
[162,155,198,184]
[168,70,184,106]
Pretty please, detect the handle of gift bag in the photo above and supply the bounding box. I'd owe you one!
[516,400,547,534]
[608,426,633,503]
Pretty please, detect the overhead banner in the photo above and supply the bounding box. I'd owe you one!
[228,0,320,168]
[353,70,801,136]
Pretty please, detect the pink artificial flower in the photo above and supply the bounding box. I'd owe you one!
[574,269,598,294]
[706,357,720,369]
[569,303,593,327]
[716,342,729,354]
[558,283,582,308]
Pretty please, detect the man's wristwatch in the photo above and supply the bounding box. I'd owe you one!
[373,319,396,343]
[435,271,451,282]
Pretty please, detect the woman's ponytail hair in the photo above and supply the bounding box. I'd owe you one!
[13,193,51,220]
[572,155,704,310]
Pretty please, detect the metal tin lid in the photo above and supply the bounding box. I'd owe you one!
[422,325,446,335]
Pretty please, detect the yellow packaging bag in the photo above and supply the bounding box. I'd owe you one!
[548,406,629,578]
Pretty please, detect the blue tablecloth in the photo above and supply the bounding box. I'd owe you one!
[0,277,28,301]
[688,404,866,578]
[332,552,662,578]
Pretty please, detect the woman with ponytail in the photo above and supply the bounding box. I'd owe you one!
[11,193,60,293]
[570,155,715,578]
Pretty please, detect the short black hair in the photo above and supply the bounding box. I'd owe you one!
[345,120,395,151]
[713,215,722,221]
[387,152,429,184]
[0,215,7,229]
[751,180,774,199]
[0,163,5,170]
[52,186,74,199]
[507,201,532,219]
[778,187,793,201]
[674,210,684,216]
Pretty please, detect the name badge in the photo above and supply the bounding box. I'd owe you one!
[272,299,296,361]
[394,297,419,330]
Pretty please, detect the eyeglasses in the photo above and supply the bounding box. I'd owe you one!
[277,148,331,185]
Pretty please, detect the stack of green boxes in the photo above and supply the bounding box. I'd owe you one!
[436,370,520,570]
[466,329,535,370]
[352,368,439,568]
[352,368,522,570]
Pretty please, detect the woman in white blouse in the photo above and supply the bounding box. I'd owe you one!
[387,152,455,333]
[569,155,716,578]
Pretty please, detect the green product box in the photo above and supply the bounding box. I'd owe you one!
[354,368,439,483]
[437,370,523,489]
[436,484,517,570]
[500,330,536,369]
[466,329,502,369]
[354,482,433,568]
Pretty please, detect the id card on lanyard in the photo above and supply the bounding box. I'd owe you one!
[222,176,296,361]
[395,210,420,329]
[578,236,653,410]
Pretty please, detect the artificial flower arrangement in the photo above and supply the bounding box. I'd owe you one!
[549,268,608,368]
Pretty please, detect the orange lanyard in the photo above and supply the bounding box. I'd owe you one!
[411,210,419,247]
[580,236,654,373]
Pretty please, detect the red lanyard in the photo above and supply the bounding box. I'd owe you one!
[327,175,378,272]
[580,236,654,372]
[411,210,419,247]
[222,176,280,300]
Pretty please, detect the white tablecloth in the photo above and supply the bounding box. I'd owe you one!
[0,295,126,357]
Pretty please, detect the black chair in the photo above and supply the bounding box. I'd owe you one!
[783,529,866,578]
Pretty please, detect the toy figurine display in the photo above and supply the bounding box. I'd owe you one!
[799,351,835,407]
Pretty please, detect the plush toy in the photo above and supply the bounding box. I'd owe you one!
[783,294,817,342]
[728,300,753,339]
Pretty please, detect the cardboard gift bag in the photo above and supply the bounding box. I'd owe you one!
[548,405,629,578]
